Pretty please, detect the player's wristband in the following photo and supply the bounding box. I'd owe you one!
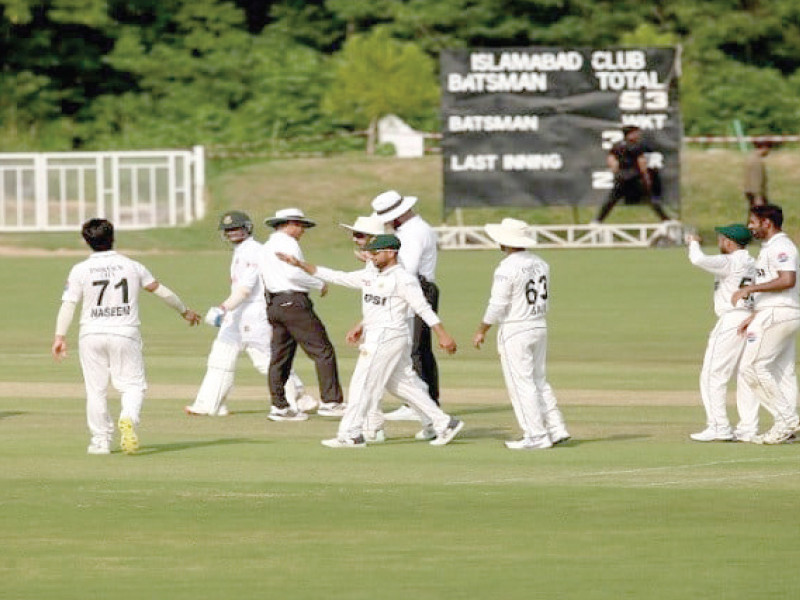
[152,283,188,315]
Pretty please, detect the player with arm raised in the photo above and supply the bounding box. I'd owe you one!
[51,218,200,455]
[184,211,312,417]
[686,224,757,442]
[472,218,569,450]
[277,234,464,448]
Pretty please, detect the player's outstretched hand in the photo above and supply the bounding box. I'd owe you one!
[276,252,298,267]
[182,309,202,326]
[346,323,364,345]
[438,333,457,355]
[472,330,486,349]
[52,337,67,361]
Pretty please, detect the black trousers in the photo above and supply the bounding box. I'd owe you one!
[596,176,670,222]
[413,278,440,404]
[266,292,343,409]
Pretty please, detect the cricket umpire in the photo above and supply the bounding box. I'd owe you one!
[261,208,345,420]
[372,190,441,415]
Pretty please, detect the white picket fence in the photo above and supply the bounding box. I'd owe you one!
[435,221,686,249]
[0,146,205,231]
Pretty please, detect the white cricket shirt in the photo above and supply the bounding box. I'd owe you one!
[315,264,440,339]
[61,251,155,335]
[261,230,324,293]
[753,232,800,309]
[394,215,437,281]
[231,237,265,305]
[482,251,549,326]
[688,242,755,317]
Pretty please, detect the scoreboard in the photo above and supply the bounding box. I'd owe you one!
[440,47,682,212]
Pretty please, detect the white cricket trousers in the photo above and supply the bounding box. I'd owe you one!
[338,329,450,440]
[78,332,146,443]
[739,306,800,429]
[699,310,758,434]
[497,324,548,440]
[190,302,303,414]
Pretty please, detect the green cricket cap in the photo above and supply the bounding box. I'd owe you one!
[714,223,752,246]
[364,234,401,251]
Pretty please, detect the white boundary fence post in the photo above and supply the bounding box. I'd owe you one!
[0,148,206,231]
[193,145,206,221]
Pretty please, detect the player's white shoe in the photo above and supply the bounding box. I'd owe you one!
[296,394,318,414]
[184,405,207,416]
[365,429,386,443]
[118,418,139,454]
[549,428,572,445]
[689,427,734,442]
[733,430,759,443]
[753,425,796,445]
[430,419,464,446]
[415,426,437,441]
[317,402,347,417]
[321,435,367,448]
[505,436,552,450]
[384,405,422,422]
[268,407,309,422]
[87,441,110,455]
[215,405,230,417]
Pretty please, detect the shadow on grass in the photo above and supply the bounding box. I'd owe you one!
[0,411,25,420]
[132,437,266,456]
[563,433,651,446]
[449,405,510,417]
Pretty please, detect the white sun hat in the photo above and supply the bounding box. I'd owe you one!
[339,215,386,236]
[370,190,418,223]
[264,208,316,228]
[484,218,536,248]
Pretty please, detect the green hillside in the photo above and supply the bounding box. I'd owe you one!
[1,147,799,252]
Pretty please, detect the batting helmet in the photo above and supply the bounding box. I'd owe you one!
[218,211,253,234]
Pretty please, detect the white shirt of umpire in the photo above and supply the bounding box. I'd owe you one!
[61,251,154,434]
[740,232,800,428]
[688,241,757,434]
[314,263,453,440]
[261,230,324,293]
[395,214,437,281]
[482,251,550,440]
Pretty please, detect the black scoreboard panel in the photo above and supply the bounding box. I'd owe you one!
[440,47,681,211]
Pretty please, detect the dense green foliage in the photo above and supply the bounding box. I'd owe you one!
[1,0,799,150]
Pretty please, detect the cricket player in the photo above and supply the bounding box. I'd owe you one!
[472,218,569,450]
[733,204,800,444]
[184,211,313,417]
[686,224,758,442]
[277,234,464,448]
[52,218,201,455]
[372,190,441,417]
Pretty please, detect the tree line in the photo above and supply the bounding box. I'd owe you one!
[1,0,799,152]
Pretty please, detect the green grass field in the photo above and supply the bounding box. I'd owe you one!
[2,247,799,599]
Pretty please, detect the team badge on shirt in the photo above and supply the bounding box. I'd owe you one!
[778,252,789,263]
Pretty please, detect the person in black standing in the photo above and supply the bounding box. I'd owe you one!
[592,125,671,223]
[261,208,345,421]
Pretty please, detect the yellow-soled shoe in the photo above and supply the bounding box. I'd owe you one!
[118,418,139,454]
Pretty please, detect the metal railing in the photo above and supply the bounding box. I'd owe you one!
[0,146,205,231]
